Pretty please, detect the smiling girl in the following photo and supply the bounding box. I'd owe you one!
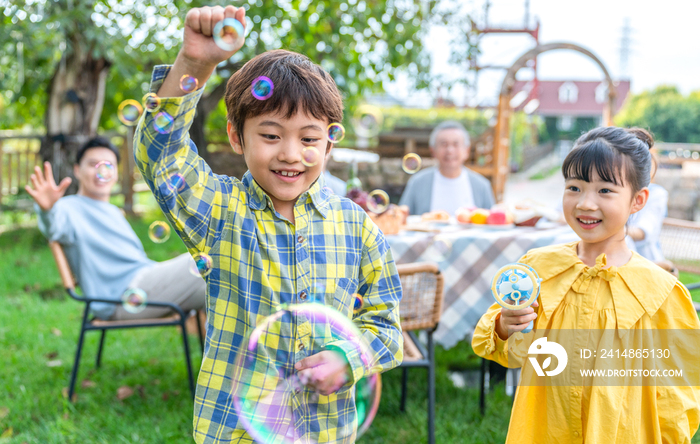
[473,127,700,443]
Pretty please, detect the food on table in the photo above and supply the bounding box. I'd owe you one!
[486,209,509,225]
[347,188,369,211]
[369,204,404,235]
[469,209,490,224]
[455,206,476,224]
[421,210,451,222]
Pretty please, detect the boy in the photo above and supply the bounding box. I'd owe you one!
[133,5,403,443]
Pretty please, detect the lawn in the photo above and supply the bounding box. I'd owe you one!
[2,196,700,443]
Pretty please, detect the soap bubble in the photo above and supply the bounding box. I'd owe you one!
[327,123,345,143]
[142,93,161,113]
[401,153,422,174]
[153,111,174,134]
[190,252,213,278]
[353,105,384,138]
[117,100,142,126]
[232,303,377,443]
[148,220,171,243]
[95,161,115,182]
[366,190,390,214]
[301,146,320,167]
[180,75,199,93]
[213,18,245,51]
[121,288,148,314]
[251,76,274,100]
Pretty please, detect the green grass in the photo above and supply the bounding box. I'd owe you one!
[2,208,700,443]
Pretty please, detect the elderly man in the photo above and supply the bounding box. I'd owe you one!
[399,120,495,215]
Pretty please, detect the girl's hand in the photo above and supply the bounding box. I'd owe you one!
[495,300,539,340]
[25,162,72,212]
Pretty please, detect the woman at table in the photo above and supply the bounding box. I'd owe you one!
[625,154,674,274]
[472,127,700,443]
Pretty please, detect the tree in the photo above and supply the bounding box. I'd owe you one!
[615,85,700,143]
[1,0,454,185]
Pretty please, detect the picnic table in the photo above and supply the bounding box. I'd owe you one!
[387,222,579,349]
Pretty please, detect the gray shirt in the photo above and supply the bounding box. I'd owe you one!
[36,195,154,319]
[399,166,496,215]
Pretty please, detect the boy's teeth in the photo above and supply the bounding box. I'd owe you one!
[278,171,300,177]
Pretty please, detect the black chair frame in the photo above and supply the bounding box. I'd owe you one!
[65,288,205,402]
[399,329,436,444]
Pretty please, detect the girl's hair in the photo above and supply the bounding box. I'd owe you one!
[562,127,654,193]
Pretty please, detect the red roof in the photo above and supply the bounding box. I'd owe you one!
[511,80,631,117]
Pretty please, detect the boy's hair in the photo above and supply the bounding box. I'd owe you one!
[224,49,344,148]
[562,127,654,193]
[76,136,121,165]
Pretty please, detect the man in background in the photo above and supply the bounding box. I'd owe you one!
[399,121,495,215]
[26,137,205,320]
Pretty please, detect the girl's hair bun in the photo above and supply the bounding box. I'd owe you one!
[625,127,654,150]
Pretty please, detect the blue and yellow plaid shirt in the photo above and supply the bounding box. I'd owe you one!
[134,65,403,443]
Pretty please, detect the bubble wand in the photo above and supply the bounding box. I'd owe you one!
[490,263,542,333]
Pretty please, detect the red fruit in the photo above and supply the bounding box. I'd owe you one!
[487,210,508,225]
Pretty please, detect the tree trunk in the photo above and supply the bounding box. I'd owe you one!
[39,34,111,195]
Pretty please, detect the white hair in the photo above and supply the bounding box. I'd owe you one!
[429,120,471,148]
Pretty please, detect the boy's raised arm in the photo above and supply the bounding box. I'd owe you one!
[133,6,246,252]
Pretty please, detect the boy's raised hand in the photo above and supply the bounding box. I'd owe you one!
[25,162,72,212]
[295,350,351,396]
[158,5,246,98]
[182,6,246,67]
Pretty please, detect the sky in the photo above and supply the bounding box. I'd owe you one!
[385,0,700,108]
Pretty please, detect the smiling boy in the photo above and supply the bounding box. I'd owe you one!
[133,5,403,443]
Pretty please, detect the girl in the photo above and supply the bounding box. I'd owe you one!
[472,127,700,443]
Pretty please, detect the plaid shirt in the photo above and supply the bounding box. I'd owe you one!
[134,65,403,444]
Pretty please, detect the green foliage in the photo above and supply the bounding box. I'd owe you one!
[615,85,700,143]
[1,0,455,133]
[542,116,598,143]
[379,105,488,136]
[509,112,545,168]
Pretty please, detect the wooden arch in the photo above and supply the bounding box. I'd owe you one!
[491,42,617,202]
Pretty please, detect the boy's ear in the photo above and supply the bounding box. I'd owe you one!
[227,121,243,155]
[630,187,650,215]
[324,141,333,157]
[73,163,80,177]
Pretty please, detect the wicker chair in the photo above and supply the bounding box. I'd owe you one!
[660,218,700,309]
[396,262,444,444]
[49,241,204,402]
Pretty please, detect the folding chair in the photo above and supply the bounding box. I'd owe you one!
[396,262,444,444]
[49,241,204,402]
[660,218,700,309]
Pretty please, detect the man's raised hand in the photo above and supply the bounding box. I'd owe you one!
[25,162,72,212]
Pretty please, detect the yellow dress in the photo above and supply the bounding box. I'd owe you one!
[472,241,700,444]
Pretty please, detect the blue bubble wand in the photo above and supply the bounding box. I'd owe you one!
[490,263,542,333]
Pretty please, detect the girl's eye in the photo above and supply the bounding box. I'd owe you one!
[567,186,580,192]
[599,188,612,194]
